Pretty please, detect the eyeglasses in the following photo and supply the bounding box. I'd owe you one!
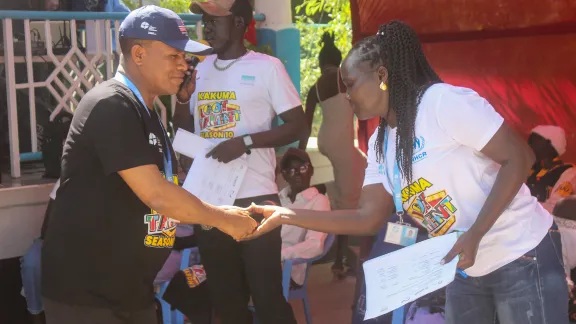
[281,163,310,176]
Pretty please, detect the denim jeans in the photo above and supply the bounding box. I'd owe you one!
[21,238,44,315]
[445,226,569,324]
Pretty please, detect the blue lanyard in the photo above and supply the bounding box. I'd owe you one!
[384,128,405,219]
[113,72,173,182]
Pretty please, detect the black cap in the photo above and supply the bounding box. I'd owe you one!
[119,5,213,55]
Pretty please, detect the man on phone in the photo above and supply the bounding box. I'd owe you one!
[41,6,256,324]
[173,1,307,323]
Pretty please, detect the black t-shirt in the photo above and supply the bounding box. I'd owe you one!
[41,79,178,311]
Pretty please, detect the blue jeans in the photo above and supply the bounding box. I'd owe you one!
[445,226,568,324]
[21,239,44,315]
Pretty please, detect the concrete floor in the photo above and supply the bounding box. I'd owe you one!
[289,263,356,324]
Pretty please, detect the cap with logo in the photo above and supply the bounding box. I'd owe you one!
[280,148,312,170]
[119,5,213,55]
[190,0,253,24]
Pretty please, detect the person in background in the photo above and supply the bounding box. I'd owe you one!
[527,125,576,216]
[553,195,576,322]
[19,180,60,324]
[527,125,576,318]
[173,1,306,323]
[300,32,366,280]
[246,20,568,324]
[278,148,330,287]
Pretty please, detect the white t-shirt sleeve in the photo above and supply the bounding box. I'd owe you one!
[363,130,391,193]
[266,58,302,115]
[435,86,504,151]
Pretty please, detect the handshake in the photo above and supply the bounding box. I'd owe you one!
[211,204,292,241]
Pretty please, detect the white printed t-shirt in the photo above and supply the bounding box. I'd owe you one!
[190,51,301,199]
[363,83,552,277]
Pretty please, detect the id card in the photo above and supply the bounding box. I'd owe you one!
[384,222,418,246]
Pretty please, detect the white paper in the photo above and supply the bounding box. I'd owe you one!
[173,129,213,159]
[182,149,248,206]
[363,232,459,320]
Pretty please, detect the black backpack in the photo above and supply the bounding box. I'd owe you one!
[41,112,72,179]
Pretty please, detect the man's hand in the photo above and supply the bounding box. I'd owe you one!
[176,57,198,103]
[441,230,482,270]
[206,137,246,163]
[215,206,258,241]
[241,204,293,241]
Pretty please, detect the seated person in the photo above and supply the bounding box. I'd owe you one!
[527,125,576,212]
[20,179,60,324]
[278,148,330,287]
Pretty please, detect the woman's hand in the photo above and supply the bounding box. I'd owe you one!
[442,230,483,270]
[240,204,294,241]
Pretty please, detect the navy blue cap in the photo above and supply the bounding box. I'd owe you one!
[120,5,213,56]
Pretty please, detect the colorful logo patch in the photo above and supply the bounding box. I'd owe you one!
[197,91,241,139]
[183,265,207,288]
[143,214,177,248]
[402,177,457,236]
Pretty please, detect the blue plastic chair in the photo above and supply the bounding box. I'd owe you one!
[156,247,197,324]
[250,233,336,324]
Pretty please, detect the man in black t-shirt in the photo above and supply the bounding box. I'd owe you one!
[41,6,257,324]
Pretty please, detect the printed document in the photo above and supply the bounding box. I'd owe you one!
[363,232,459,320]
[173,130,248,206]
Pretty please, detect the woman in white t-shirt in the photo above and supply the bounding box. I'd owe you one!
[246,21,568,324]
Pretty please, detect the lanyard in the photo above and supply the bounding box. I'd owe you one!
[384,128,405,222]
[113,72,173,181]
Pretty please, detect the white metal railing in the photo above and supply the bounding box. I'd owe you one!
[1,12,203,178]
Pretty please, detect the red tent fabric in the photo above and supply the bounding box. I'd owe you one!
[352,0,576,161]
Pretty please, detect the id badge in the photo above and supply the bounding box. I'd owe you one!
[384,222,418,246]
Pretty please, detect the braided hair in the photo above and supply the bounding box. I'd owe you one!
[319,32,342,68]
[350,21,442,184]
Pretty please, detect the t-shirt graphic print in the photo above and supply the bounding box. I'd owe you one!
[402,177,457,237]
[197,91,241,139]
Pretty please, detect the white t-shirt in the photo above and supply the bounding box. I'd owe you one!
[363,83,552,277]
[190,52,301,199]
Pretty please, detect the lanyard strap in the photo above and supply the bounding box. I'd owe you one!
[384,128,405,220]
[113,72,173,181]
